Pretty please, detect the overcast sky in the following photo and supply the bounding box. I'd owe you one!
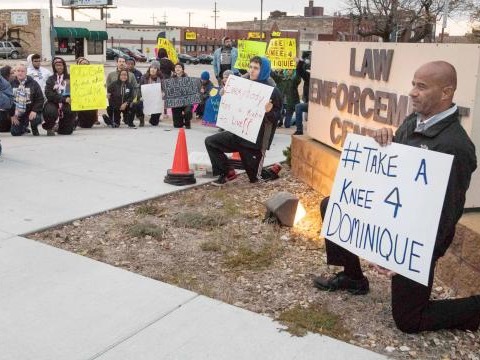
[4,0,472,35]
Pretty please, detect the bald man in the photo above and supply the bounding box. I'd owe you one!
[314,61,479,333]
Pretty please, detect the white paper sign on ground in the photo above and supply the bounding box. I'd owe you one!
[320,133,453,285]
[141,83,164,115]
[216,76,274,144]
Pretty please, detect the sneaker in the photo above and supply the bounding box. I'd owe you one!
[102,114,112,126]
[293,130,303,135]
[211,170,237,186]
[46,129,56,136]
[313,272,369,295]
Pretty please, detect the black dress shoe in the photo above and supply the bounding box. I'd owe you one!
[293,130,303,135]
[313,271,369,295]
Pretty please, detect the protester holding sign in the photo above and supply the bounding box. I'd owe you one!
[106,69,135,128]
[43,57,75,136]
[140,61,164,126]
[213,37,239,85]
[74,57,99,129]
[205,56,282,185]
[314,61,480,333]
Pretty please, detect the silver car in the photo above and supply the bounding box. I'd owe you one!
[0,41,22,59]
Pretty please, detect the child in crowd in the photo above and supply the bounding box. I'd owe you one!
[196,70,214,120]
[171,63,192,129]
[106,69,135,128]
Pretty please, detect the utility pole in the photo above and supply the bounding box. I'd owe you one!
[260,0,263,41]
[151,13,157,26]
[49,0,55,60]
[440,0,449,43]
[187,12,194,27]
[213,2,219,50]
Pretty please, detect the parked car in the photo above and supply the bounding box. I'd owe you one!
[197,54,213,64]
[177,53,199,65]
[113,47,147,62]
[0,40,22,59]
[106,48,133,61]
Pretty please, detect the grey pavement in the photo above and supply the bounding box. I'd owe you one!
[0,124,386,359]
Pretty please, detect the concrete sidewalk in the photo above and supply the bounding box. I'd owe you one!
[0,124,386,359]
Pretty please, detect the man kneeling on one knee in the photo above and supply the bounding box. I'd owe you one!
[314,61,479,334]
[205,56,282,186]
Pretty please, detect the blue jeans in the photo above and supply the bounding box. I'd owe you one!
[11,112,42,136]
[295,102,308,132]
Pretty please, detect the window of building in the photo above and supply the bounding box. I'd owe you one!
[87,40,104,55]
[55,38,78,55]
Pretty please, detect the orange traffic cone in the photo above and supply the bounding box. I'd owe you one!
[228,151,244,170]
[164,128,196,186]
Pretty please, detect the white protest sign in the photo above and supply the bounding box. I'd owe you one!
[216,75,274,143]
[320,133,453,285]
[141,83,164,115]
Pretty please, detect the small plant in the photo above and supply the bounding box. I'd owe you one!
[223,242,282,270]
[283,146,291,167]
[127,222,166,240]
[200,239,222,252]
[135,204,161,216]
[172,211,228,229]
[277,304,349,338]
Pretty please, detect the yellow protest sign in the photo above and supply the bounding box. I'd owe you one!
[157,38,179,64]
[266,38,297,70]
[70,64,107,111]
[234,40,267,70]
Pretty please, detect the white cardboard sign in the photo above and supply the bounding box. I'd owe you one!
[141,83,164,115]
[216,76,274,144]
[320,133,453,285]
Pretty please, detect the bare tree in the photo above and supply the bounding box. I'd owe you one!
[347,0,465,42]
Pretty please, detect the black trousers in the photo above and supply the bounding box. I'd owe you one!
[107,106,133,126]
[0,111,11,132]
[205,131,264,182]
[43,102,75,135]
[77,110,97,128]
[171,106,192,128]
[320,197,480,333]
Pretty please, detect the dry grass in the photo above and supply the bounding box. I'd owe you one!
[172,210,228,229]
[277,304,350,339]
[127,221,167,240]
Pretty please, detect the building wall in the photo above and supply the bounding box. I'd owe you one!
[0,9,46,59]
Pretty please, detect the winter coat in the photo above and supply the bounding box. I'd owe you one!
[394,109,477,259]
[296,59,310,102]
[107,80,134,110]
[11,75,45,114]
[0,76,13,111]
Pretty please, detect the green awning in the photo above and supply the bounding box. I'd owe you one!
[54,27,90,38]
[87,31,108,41]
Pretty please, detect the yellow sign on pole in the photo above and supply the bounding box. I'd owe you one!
[70,64,107,111]
[234,40,267,70]
[266,38,297,70]
[157,38,179,64]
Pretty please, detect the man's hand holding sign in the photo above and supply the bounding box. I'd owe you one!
[315,61,480,334]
